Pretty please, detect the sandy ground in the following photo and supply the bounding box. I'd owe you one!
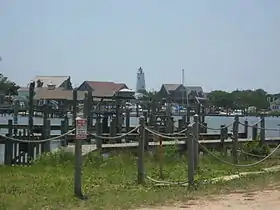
[137,189,280,210]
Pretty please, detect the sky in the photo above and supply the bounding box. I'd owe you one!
[0,0,280,93]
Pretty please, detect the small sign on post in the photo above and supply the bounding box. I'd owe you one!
[74,117,87,199]
[76,117,87,140]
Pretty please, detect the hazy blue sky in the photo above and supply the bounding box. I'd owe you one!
[0,0,280,93]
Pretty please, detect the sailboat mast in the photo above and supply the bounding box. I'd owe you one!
[181,69,185,106]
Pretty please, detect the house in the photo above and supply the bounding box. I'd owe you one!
[34,88,85,102]
[158,84,205,104]
[77,81,128,98]
[31,76,72,90]
[34,88,86,110]
[270,98,280,111]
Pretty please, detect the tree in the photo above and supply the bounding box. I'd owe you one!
[207,90,233,109]
[207,89,269,111]
[0,74,19,95]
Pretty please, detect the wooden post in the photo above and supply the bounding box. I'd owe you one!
[28,81,35,136]
[260,114,265,145]
[201,105,205,123]
[87,90,93,130]
[136,102,139,117]
[178,119,183,131]
[61,120,66,147]
[95,115,102,149]
[202,122,208,133]
[138,116,145,184]
[232,116,239,164]
[193,114,199,170]
[64,115,69,146]
[101,116,108,133]
[125,108,130,132]
[158,134,164,179]
[186,124,194,187]
[13,100,20,135]
[182,114,187,125]
[4,119,13,165]
[42,119,51,153]
[244,120,248,138]
[83,92,89,125]
[220,124,226,155]
[115,98,121,133]
[186,107,190,124]
[144,123,149,151]
[110,116,117,137]
[74,117,86,199]
[252,124,258,141]
[72,88,78,130]
[149,100,156,126]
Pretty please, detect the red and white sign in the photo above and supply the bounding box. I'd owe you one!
[76,117,87,140]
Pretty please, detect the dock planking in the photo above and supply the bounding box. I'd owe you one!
[63,137,280,156]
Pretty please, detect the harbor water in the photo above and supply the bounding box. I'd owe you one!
[1,115,280,164]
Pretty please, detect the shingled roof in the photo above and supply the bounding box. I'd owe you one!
[78,81,128,97]
[162,84,183,93]
[32,76,70,88]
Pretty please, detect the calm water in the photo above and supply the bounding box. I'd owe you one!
[1,115,280,164]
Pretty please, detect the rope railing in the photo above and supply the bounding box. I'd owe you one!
[198,122,233,131]
[247,119,263,126]
[237,149,266,158]
[89,126,140,140]
[144,125,191,140]
[238,121,280,131]
[0,129,76,143]
[196,138,280,167]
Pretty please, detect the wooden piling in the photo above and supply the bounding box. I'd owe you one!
[252,124,258,141]
[4,119,13,165]
[193,114,199,170]
[42,119,51,153]
[220,124,226,155]
[260,114,265,145]
[187,124,194,187]
[137,116,145,184]
[232,116,239,164]
[72,88,78,129]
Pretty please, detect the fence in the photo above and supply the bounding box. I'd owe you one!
[134,115,280,186]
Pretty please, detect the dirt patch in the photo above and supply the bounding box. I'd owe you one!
[137,188,280,210]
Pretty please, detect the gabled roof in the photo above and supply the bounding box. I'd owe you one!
[81,81,128,97]
[162,84,182,93]
[32,76,70,88]
[186,86,204,96]
[161,84,205,97]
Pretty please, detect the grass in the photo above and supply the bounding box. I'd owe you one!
[1,146,280,210]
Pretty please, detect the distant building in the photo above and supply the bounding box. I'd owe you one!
[270,98,280,111]
[158,84,206,105]
[136,67,146,93]
[31,76,73,90]
[77,81,128,98]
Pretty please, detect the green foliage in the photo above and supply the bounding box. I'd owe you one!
[207,89,269,110]
[268,111,280,117]
[0,73,19,95]
[242,139,270,157]
[1,148,280,209]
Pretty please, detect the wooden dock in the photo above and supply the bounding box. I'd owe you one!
[63,137,280,156]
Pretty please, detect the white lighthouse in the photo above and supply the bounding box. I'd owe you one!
[136,67,146,93]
